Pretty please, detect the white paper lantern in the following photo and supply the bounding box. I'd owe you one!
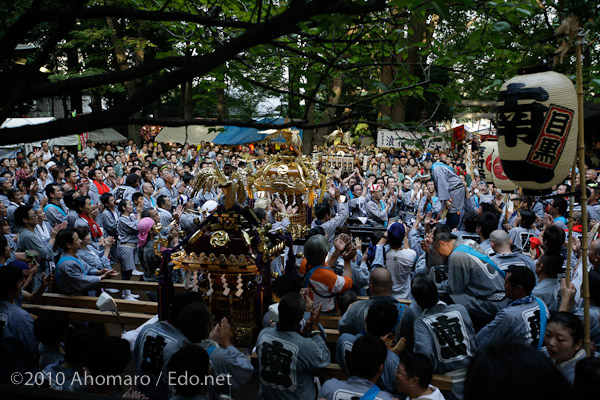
[479,141,495,182]
[483,141,518,191]
[496,71,578,191]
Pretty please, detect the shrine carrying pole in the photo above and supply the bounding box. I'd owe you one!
[565,160,577,286]
[575,29,590,356]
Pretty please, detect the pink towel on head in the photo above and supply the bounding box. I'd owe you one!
[137,217,155,247]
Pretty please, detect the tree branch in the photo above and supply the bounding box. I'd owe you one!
[0,0,87,125]
[36,5,256,29]
[0,0,387,144]
[0,0,43,66]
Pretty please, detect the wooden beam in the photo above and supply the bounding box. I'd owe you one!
[22,304,154,326]
[324,328,340,344]
[246,354,452,390]
[460,100,496,107]
[37,293,158,314]
[97,279,186,292]
[356,296,412,306]
[319,315,341,329]
[455,112,496,119]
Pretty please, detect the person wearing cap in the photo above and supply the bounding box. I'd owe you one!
[154,163,169,191]
[381,222,417,300]
[77,178,95,205]
[422,155,465,230]
[366,184,393,228]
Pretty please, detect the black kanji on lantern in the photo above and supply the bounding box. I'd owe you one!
[260,340,295,389]
[478,147,486,179]
[531,137,561,166]
[497,83,549,147]
[526,105,574,169]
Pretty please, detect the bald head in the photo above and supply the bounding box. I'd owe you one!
[369,267,392,295]
[489,229,512,254]
[589,239,600,267]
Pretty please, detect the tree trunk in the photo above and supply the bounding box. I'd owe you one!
[89,94,102,113]
[314,76,343,146]
[288,62,302,119]
[183,80,193,119]
[216,75,227,120]
[65,46,82,115]
[106,16,143,146]
[303,101,316,154]
[378,11,433,124]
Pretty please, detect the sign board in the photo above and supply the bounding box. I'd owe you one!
[376,129,450,150]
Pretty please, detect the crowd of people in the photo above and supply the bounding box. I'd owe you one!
[1,136,600,400]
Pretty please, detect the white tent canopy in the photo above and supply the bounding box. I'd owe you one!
[155,125,221,145]
[0,118,127,147]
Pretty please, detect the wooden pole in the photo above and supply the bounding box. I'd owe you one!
[575,29,590,356]
[565,160,577,286]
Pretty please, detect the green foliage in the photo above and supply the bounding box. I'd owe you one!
[1,0,599,138]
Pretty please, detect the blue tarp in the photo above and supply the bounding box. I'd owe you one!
[213,117,302,145]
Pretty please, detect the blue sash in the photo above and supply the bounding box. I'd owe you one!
[303,265,333,288]
[454,244,505,278]
[535,297,547,350]
[431,162,454,174]
[56,256,86,287]
[394,303,405,331]
[379,200,388,228]
[206,345,216,356]
[57,256,86,274]
[360,384,381,400]
[426,196,438,214]
[44,203,67,217]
